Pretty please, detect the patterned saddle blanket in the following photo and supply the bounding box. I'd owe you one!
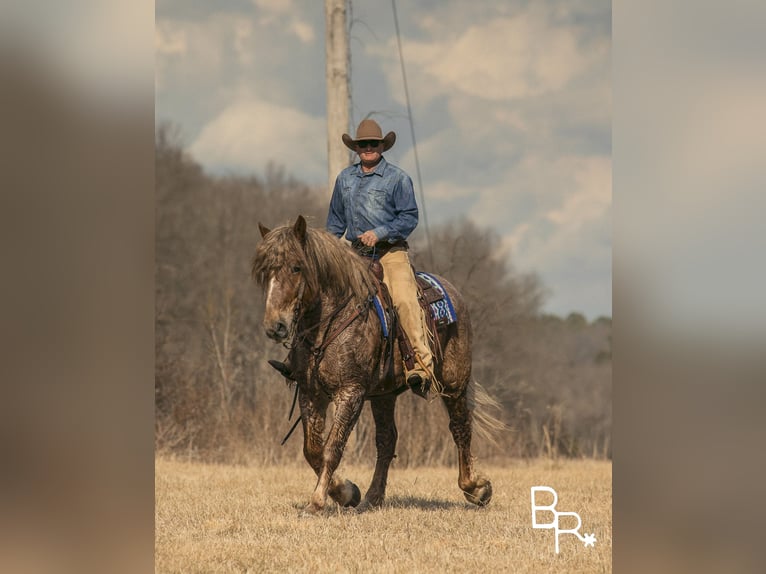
[371,271,457,337]
[415,272,457,328]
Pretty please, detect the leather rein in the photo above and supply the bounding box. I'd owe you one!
[283,278,371,365]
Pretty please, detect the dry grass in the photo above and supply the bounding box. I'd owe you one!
[156,457,611,573]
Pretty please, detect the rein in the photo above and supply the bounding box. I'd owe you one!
[311,294,368,361]
[308,244,380,361]
[285,290,370,363]
[285,278,306,344]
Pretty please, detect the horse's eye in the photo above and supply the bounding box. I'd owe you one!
[291,266,301,273]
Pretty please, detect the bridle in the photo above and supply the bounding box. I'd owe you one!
[283,275,306,346]
[280,267,371,364]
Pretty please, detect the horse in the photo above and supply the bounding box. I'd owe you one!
[251,215,493,514]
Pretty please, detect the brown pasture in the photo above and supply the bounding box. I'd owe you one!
[156,457,611,573]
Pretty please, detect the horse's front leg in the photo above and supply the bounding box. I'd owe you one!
[306,385,366,514]
[299,390,328,477]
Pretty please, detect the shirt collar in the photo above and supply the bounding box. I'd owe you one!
[355,156,387,177]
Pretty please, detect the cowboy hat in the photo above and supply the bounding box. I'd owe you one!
[342,119,396,152]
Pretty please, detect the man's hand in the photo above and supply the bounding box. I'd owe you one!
[359,230,379,247]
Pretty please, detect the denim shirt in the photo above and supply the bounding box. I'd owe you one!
[326,157,418,243]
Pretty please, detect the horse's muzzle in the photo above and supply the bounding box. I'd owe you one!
[265,320,289,342]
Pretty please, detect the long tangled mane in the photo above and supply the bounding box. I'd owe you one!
[251,224,377,303]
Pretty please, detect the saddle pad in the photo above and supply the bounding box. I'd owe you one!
[372,295,389,338]
[416,272,457,326]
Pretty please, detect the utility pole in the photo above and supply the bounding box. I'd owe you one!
[324,0,350,199]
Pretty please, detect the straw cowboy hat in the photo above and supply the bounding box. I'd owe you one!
[342,119,396,152]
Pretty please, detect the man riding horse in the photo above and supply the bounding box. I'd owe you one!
[271,118,436,398]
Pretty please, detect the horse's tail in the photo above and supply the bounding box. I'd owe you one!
[467,381,509,447]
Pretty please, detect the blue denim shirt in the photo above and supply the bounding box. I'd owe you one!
[326,157,418,243]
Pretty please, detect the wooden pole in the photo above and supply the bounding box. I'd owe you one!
[324,0,350,199]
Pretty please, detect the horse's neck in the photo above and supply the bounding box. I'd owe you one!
[303,291,354,326]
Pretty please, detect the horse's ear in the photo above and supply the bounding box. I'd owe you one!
[258,223,271,238]
[293,215,307,246]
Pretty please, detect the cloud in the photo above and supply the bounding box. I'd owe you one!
[492,154,612,317]
[155,24,187,56]
[290,20,315,44]
[155,23,189,91]
[156,8,324,131]
[155,18,228,93]
[544,155,611,228]
[252,0,315,42]
[481,154,610,252]
[233,19,255,66]
[371,3,605,107]
[189,99,327,184]
[155,8,317,90]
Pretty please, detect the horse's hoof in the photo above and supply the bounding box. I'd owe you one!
[463,479,493,507]
[355,496,383,513]
[328,480,361,508]
[342,481,361,508]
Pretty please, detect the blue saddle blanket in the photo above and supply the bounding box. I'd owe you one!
[371,272,457,337]
[416,272,458,326]
[372,296,390,338]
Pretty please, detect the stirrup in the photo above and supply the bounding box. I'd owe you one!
[406,372,431,399]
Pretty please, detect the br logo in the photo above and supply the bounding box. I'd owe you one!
[531,486,597,553]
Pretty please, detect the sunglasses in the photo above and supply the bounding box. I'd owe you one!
[356,140,382,149]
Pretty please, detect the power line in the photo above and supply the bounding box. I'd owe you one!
[390,0,434,267]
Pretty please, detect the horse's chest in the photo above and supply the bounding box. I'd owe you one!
[314,352,370,388]
[300,337,380,390]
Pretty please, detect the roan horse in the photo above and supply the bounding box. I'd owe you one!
[252,215,493,514]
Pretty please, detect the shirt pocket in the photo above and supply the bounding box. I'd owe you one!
[368,187,389,210]
[341,184,354,204]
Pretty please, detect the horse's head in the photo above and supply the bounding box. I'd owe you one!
[252,215,379,343]
[252,216,312,343]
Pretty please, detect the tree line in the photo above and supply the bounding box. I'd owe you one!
[155,123,611,465]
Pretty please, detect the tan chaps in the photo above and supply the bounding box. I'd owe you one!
[379,249,434,377]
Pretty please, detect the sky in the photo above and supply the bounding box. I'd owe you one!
[155,0,612,320]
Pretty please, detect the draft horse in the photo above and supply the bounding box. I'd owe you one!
[251,216,492,513]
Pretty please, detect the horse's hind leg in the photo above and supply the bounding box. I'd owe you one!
[357,393,398,512]
[442,387,493,506]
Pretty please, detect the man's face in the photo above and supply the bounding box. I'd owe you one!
[356,140,383,165]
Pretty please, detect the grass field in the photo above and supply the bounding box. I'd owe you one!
[156,457,611,573]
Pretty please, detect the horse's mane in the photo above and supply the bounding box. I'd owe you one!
[252,224,377,303]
